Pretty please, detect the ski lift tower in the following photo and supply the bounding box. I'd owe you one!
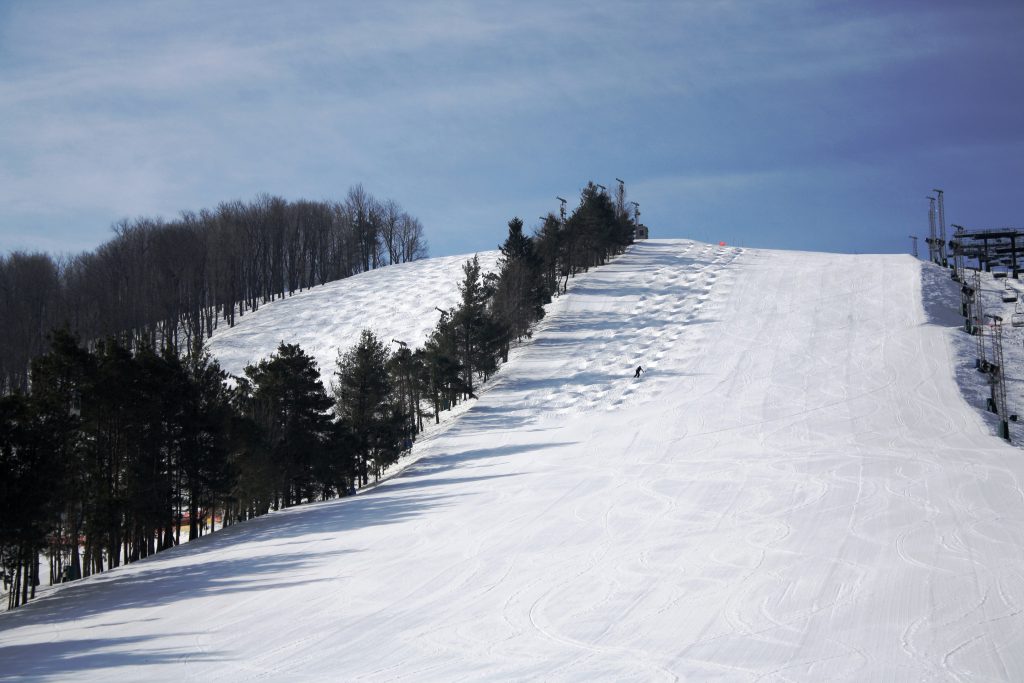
[926,196,939,263]
[629,201,648,239]
[950,224,967,283]
[974,269,986,366]
[934,189,948,266]
[961,278,976,335]
[983,314,1012,441]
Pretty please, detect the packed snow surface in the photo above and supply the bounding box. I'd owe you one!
[4,240,1024,681]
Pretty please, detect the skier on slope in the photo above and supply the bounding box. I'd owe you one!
[634,365,644,378]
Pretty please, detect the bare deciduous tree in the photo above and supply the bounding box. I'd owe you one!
[1,188,428,392]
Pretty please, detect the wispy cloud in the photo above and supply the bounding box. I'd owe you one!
[1,0,1021,255]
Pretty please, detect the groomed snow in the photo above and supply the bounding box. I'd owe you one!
[3,239,1024,681]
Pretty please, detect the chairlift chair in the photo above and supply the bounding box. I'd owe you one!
[1004,280,1018,303]
[1013,300,1024,328]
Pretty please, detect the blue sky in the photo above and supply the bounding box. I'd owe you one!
[1,0,1021,258]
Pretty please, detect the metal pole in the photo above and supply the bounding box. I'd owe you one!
[974,270,986,367]
[934,189,947,266]
[927,196,938,263]
[961,280,975,333]
[1012,235,1020,279]
[909,235,918,258]
[951,224,966,283]
[985,315,1011,441]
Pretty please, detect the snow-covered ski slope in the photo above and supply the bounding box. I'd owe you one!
[208,250,500,384]
[4,239,1024,681]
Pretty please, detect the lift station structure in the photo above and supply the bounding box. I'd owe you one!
[949,225,1024,279]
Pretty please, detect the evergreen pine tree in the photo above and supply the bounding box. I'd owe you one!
[227,379,276,519]
[179,351,236,542]
[534,213,564,295]
[453,256,500,395]
[0,392,56,608]
[493,217,548,346]
[334,330,405,486]
[422,313,465,422]
[387,344,422,439]
[244,343,334,508]
[26,329,93,582]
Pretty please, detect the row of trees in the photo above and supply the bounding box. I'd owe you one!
[0,328,412,609]
[381,181,638,423]
[0,180,640,609]
[0,186,428,393]
[536,181,636,296]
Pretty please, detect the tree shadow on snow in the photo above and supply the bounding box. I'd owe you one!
[446,404,534,433]
[0,437,566,675]
[538,311,714,339]
[401,442,574,478]
[0,548,350,629]
[0,635,222,678]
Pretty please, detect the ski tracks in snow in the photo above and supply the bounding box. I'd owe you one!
[8,241,1024,681]
[497,241,741,420]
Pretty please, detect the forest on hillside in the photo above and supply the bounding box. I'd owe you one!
[1,181,639,609]
[0,185,427,392]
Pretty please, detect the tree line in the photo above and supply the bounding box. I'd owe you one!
[0,186,427,393]
[389,181,637,424]
[0,328,416,609]
[0,180,639,609]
